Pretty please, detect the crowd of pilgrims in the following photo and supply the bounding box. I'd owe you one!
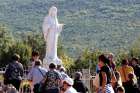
[2,51,140,93]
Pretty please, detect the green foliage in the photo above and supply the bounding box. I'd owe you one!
[73,49,102,70]
[0,24,14,67]
[60,54,74,70]
[129,37,140,59]
[116,49,130,66]
[115,37,140,66]
[7,42,32,66]
[20,31,46,59]
[0,24,32,67]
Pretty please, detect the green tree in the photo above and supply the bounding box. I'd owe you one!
[129,37,140,59]
[7,42,32,66]
[0,24,14,67]
[20,31,45,59]
[73,49,102,70]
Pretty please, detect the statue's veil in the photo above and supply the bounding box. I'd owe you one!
[48,6,59,25]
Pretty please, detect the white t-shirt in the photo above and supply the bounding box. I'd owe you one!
[64,87,77,93]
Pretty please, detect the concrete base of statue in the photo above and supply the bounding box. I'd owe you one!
[43,58,49,69]
[43,57,62,69]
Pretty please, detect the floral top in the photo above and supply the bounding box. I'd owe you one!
[45,70,61,89]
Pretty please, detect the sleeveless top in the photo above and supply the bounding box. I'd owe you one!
[99,65,112,86]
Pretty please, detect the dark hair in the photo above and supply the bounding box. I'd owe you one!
[105,58,111,66]
[115,71,120,80]
[49,63,56,69]
[32,51,39,57]
[117,86,125,92]
[128,73,134,80]
[131,58,139,64]
[121,59,128,65]
[12,54,20,61]
[35,60,42,66]
[99,54,106,62]
[99,54,110,65]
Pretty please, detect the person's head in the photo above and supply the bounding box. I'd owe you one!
[60,66,66,72]
[117,86,125,93]
[35,60,42,66]
[74,72,82,80]
[12,54,20,61]
[63,77,73,90]
[108,53,116,70]
[108,53,114,62]
[131,58,139,67]
[98,54,110,68]
[98,54,106,67]
[128,73,134,80]
[121,59,128,66]
[57,65,61,71]
[49,6,57,17]
[32,51,39,61]
[49,63,56,69]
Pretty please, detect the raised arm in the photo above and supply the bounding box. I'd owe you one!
[57,24,64,33]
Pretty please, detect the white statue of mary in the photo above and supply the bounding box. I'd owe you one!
[43,6,63,66]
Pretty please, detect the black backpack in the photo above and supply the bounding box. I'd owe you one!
[4,63,21,84]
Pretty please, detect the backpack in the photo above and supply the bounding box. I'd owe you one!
[4,63,21,82]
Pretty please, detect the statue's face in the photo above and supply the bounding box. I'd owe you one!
[49,6,57,17]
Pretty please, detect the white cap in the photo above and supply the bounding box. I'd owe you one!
[64,77,74,86]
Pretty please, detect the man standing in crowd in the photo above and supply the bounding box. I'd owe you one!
[4,54,24,91]
[43,63,62,93]
[29,51,40,68]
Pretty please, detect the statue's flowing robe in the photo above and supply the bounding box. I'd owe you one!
[43,16,62,65]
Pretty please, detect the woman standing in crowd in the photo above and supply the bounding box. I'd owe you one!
[29,51,40,68]
[98,54,114,93]
[43,63,62,93]
[108,53,116,71]
[107,53,117,89]
[73,72,88,93]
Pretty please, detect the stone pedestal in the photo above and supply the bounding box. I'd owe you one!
[43,57,62,69]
